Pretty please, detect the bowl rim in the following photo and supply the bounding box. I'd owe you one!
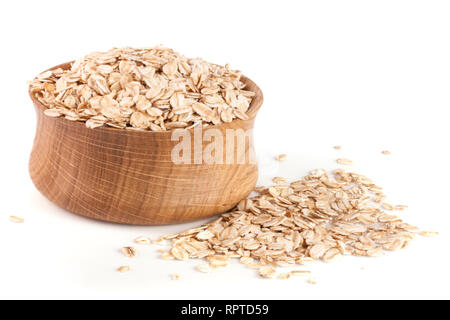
[29,61,264,135]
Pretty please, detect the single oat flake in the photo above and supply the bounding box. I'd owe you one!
[121,246,137,258]
[336,158,353,165]
[279,273,291,280]
[259,267,276,279]
[419,231,439,237]
[275,154,288,161]
[135,236,152,245]
[161,252,175,260]
[117,266,130,273]
[272,177,288,185]
[30,47,255,131]
[171,273,181,280]
[381,150,391,155]
[9,216,24,223]
[382,203,395,211]
[159,169,425,278]
[196,264,212,273]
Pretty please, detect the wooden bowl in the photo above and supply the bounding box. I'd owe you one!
[28,62,263,225]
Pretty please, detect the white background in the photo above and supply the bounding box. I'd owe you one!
[0,0,449,300]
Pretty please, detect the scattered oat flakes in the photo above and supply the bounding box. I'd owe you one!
[135,236,152,245]
[307,278,317,285]
[117,266,130,273]
[336,158,353,165]
[161,169,421,278]
[121,246,137,258]
[381,150,391,155]
[275,154,288,161]
[9,216,24,223]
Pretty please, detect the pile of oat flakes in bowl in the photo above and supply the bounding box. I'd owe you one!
[29,46,255,131]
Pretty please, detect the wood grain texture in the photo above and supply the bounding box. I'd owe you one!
[29,62,263,225]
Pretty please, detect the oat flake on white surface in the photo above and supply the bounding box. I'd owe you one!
[159,169,425,278]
